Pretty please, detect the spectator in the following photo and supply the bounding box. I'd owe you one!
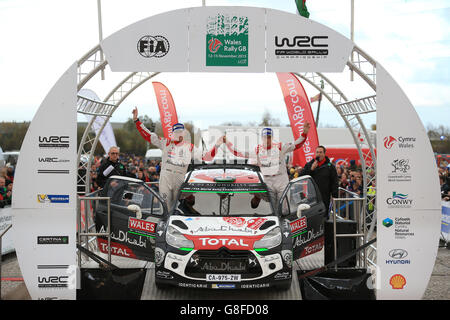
[339,172,350,198]
[440,175,450,201]
[0,177,12,207]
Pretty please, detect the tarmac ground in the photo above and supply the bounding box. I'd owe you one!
[1,240,449,300]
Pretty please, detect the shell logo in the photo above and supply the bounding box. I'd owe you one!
[389,274,406,289]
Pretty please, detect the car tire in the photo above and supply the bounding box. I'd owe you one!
[274,280,292,291]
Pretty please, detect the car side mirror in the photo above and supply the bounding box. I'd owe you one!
[296,203,311,218]
[128,204,142,219]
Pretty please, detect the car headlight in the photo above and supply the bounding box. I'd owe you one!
[253,227,282,250]
[166,226,194,249]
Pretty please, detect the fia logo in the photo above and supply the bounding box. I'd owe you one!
[137,35,170,58]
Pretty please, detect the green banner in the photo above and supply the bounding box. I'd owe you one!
[206,14,249,67]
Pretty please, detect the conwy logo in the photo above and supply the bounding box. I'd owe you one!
[208,37,223,53]
[383,136,397,149]
[386,192,413,208]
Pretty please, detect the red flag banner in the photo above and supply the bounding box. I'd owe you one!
[310,93,321,103]
[276,73,319,166]
[152,82,179,139]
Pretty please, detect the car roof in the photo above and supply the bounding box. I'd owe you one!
[182,164,267,193]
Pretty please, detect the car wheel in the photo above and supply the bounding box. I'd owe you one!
[274,280,292,291]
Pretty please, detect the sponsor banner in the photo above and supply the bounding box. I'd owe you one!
[189,6,265,72]
[376,64,441,300]
[12,209,76,300]
[266,9,353,72]
[0,206,14,255]
[152,82,179,139]
[95,213,153,261]
[101,9,189,72]
[99,7,356,73]
[12,63,77,209]
[291,213,324,259]
[442,201,450,241]
[276,72,319,166]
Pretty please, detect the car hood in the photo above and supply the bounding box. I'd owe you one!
[168,216,280,251]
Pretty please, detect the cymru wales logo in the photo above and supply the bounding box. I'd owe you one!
[206,14,249,67]
[383,136,397,149]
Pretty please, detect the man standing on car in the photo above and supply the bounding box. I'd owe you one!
[225,122,311,210]
[97,146,130,188]
[133,107,224,211]
[299,145,339,217]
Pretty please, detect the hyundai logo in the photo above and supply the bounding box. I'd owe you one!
[389,249,408,259]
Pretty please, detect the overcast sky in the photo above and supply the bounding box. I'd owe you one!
[0,0,449,130]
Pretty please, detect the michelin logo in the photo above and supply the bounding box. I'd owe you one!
[37,194,69,203]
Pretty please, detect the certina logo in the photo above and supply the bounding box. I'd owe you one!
[275,36,328,57]
[37,236,69,245]
[137,35,169,58]
[383,136,416,149]
[386,249,411,265]
[38,136,69,149]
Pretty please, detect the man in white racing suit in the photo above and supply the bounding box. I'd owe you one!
[133,107,223,211]
[225,122,310,210]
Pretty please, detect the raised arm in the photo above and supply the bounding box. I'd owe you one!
[224,136,251,159]
[133,107,165,149]
[282,121,310,154]
[201,136,225,161]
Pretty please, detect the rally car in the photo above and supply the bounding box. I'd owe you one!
[93,164,326,290]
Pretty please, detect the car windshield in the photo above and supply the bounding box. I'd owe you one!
[104,178,163,216]
[175,191,273,217]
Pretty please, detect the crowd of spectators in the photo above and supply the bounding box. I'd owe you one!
[439,165,450,202]
[287,159,373,199]
[88,154,162,193]
[0,165,14,207]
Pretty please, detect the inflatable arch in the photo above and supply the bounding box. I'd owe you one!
[12,6,440,300]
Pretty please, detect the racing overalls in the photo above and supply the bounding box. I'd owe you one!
[226,133,308,208]
[135,120,219,211]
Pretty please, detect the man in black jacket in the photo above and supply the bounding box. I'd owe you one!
[299,145,338,216]
[97,146,130,188]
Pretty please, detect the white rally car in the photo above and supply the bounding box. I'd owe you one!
[94,164,326,290]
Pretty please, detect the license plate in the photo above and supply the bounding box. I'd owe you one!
[206,274,241,282]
